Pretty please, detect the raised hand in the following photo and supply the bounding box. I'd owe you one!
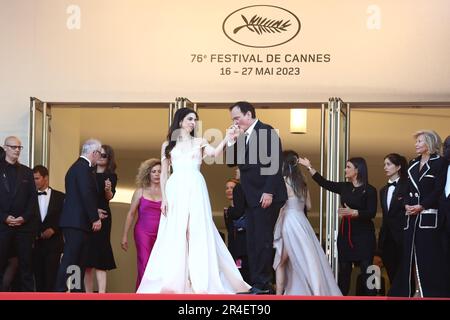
[104,178,112,191]
[298,157,311,168]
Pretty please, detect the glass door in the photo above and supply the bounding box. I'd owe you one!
[29,97,51,167]
[320,97,350,278]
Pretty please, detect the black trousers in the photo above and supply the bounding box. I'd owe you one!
[245,203,283,290]
[381,233,402,285]
[339,259,376,296]
[54,228,88,292]
[0,229,35,291]
[33,239,62,292]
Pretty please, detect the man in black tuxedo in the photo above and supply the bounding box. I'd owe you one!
[32,165,65,292]
[443,136,450,228]
[227,102,287,294]
[55,139,102,292]
[0,136,38,291]
[441,136,450,283]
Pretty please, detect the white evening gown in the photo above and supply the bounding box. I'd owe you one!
[273,193,342,296]
[137,142,250,294]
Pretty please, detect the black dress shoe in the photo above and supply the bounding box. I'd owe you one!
[237,287,272,295]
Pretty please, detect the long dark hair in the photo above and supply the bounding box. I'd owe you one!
[164,108,199,159]
[102,144,117,173]
[282,150,307,198]
[348,157,368,186]
[384,153,408,181]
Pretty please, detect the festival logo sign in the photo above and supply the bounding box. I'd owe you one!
[222,5,301,48]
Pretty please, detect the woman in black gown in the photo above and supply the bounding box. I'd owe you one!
[299,156,377,296]
[84,144,118,293]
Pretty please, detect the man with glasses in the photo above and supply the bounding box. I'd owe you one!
[0,136,38,291]
[55,139,103,292]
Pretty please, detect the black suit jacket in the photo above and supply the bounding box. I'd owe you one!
[226,120,287,207]
[440,162,450,232]
[405,154,447,230]
[378,179,408,254]
[0,162,38,233]
[59,157,98,232]
[36,188,65,252]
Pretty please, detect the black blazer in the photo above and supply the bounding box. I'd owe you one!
[226,120,287,207]
[36,188,65,252]
[378,179,408,254]
[405,154,447,230]
[0,162,38,233]
[59,157,99,232]
[440,162,450,232]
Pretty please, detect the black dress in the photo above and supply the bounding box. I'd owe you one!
[85,172,117,270]
[312,172,378,261]
[312,172,377,295]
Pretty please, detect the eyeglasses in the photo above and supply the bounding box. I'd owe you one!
[100,153,108,159]
[6,145,23,151]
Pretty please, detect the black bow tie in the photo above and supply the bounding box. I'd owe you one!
[387,181,397,188]
[37,191,47,196]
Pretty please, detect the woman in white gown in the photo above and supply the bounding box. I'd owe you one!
[273,150,341,296]
[137,108,250,294]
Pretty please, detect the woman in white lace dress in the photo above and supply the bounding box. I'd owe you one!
[273,150,341,296]
[137,108,250,294]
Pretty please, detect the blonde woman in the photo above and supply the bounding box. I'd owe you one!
[390,130,448,297]
[121,159,162,290]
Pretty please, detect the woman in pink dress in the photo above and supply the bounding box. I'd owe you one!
[121,158,162,290]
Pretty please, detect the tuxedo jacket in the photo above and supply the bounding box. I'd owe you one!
[36,188,65,252]
[378,179,408,254]
[226,120,287,208]
[440,162,450,232]
[59,157,98,232]
[0,162,38,233]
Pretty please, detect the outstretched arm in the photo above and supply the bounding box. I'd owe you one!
[298,157,343,194]
[202,125,238,158]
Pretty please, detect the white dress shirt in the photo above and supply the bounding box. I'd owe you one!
[244,119,259,144]
[387,177,399,211]
[38,187,51,222]
[445,165,450,198]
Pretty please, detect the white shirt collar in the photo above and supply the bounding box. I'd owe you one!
[38,187,51,193]
[388,177,400,184]
[445,165,450,197]
[245,119,259,137]
[80,156,92,167]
